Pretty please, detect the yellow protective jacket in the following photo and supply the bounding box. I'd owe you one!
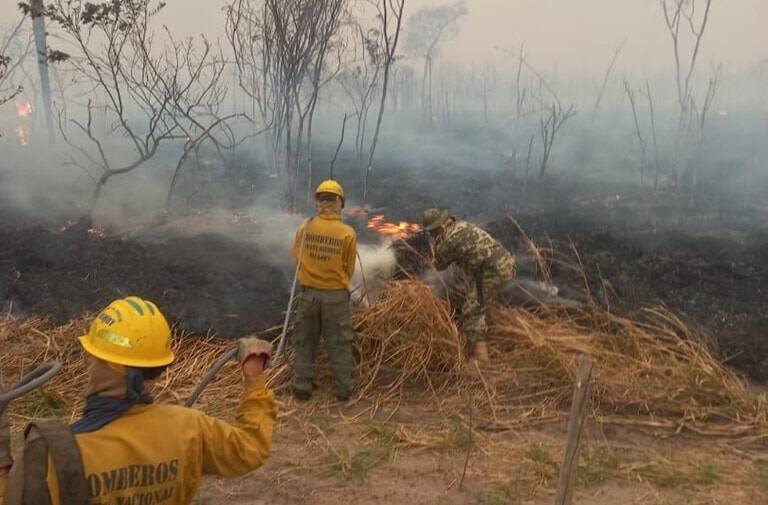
[0,375,276,505]
[293,212,357,290]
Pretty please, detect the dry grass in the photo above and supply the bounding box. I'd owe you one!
[483,303,768,434]
[1,280,766,438]
[0,316,242,423]
[353,281,464,401]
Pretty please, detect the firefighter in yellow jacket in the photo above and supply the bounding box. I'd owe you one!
[0,296,277,505]
[291,180,357,402]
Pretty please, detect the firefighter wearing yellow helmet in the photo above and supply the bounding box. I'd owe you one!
[0,297,277,505]
[291,179,357,402]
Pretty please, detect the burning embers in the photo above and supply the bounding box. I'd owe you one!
[58,220,107,238]
[16,100,32,118]
[15,100,32,147]
[346,206,422,241]
[15,126,29,147]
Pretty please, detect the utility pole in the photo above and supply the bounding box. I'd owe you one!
[30,0,55,144]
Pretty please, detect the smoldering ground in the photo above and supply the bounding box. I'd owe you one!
[2,0,768,378]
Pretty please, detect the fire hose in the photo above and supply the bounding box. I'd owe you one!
[0,352,240,412]
[0,352,243,411]
[273,218,370,360]
[184,347,238,407]
[1,216,367,411]
[188,246,370,406]
[0,362,63,415]
[274,217,312,360]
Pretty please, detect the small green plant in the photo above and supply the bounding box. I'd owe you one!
[691,461,719,486]
[325,447,390,481]
[524,443,558,486]
[28,390,66,418]
[636,459,719,489]
[578,445,620,488]
[363,421,403,457]
[636,461,689,489]
[477,478,538,505]
[439,418,475,452]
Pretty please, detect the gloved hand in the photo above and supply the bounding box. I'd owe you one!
[237,337,273,377]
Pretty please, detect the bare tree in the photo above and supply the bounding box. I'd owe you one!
[0,57,21,111]
[363,0,405,198]
[640,81,661,190]
[35,0,239,221]
[593,42,625,119]
[538,102,576,181]
[523,132,534,194]
[624,80,647,185]
[514,41,526,118]
[0,55,22,121]
[0,17,32,107]
[225,0,276,159]
[659,0,713,115]
[658,0,716,199]
[501,45,562,112]
[227,0,347,210]
[337,24,383,165]
[403,0,466,128]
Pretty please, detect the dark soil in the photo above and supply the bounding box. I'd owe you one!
[357,162,768,381]
[0,225,289,337]
[485,208,768,381]
[3,159,767,379]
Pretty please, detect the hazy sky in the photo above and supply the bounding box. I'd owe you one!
[1,0,765,76]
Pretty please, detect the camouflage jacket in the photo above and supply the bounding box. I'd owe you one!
[433,221,516,279]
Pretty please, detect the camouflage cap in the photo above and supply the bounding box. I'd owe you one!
[422,208,452,231]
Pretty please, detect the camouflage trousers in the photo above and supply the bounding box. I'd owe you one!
[292,287,356,397]
[449,262,516,344]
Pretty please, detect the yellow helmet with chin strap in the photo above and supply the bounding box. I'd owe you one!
[79,296,175,368]
[315,179,345,203]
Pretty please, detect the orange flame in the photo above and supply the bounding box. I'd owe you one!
[15,126,29,147]
[367,214,422,241]
[87,227,106,238]
[16,100,32,118]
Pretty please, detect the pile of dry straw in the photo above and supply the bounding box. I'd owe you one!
[1,280,765,436]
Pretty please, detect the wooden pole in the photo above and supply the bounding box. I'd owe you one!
[553,354,593,505]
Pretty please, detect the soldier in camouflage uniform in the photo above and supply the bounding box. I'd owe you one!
[422,209,516,363]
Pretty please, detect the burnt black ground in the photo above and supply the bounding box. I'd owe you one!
[359,162,768,381]
[2,159,768,379]
[0,225,289,337]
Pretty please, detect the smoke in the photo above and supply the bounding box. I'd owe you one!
[353,242,396,294]
[134,200,397,295]
[1,0,767,255]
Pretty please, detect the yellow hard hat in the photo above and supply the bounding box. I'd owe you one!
[315,179,345,202]
[79,297,175,368]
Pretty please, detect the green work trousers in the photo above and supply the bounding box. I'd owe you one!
[449,263,515,344]
[292,287,356,397]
